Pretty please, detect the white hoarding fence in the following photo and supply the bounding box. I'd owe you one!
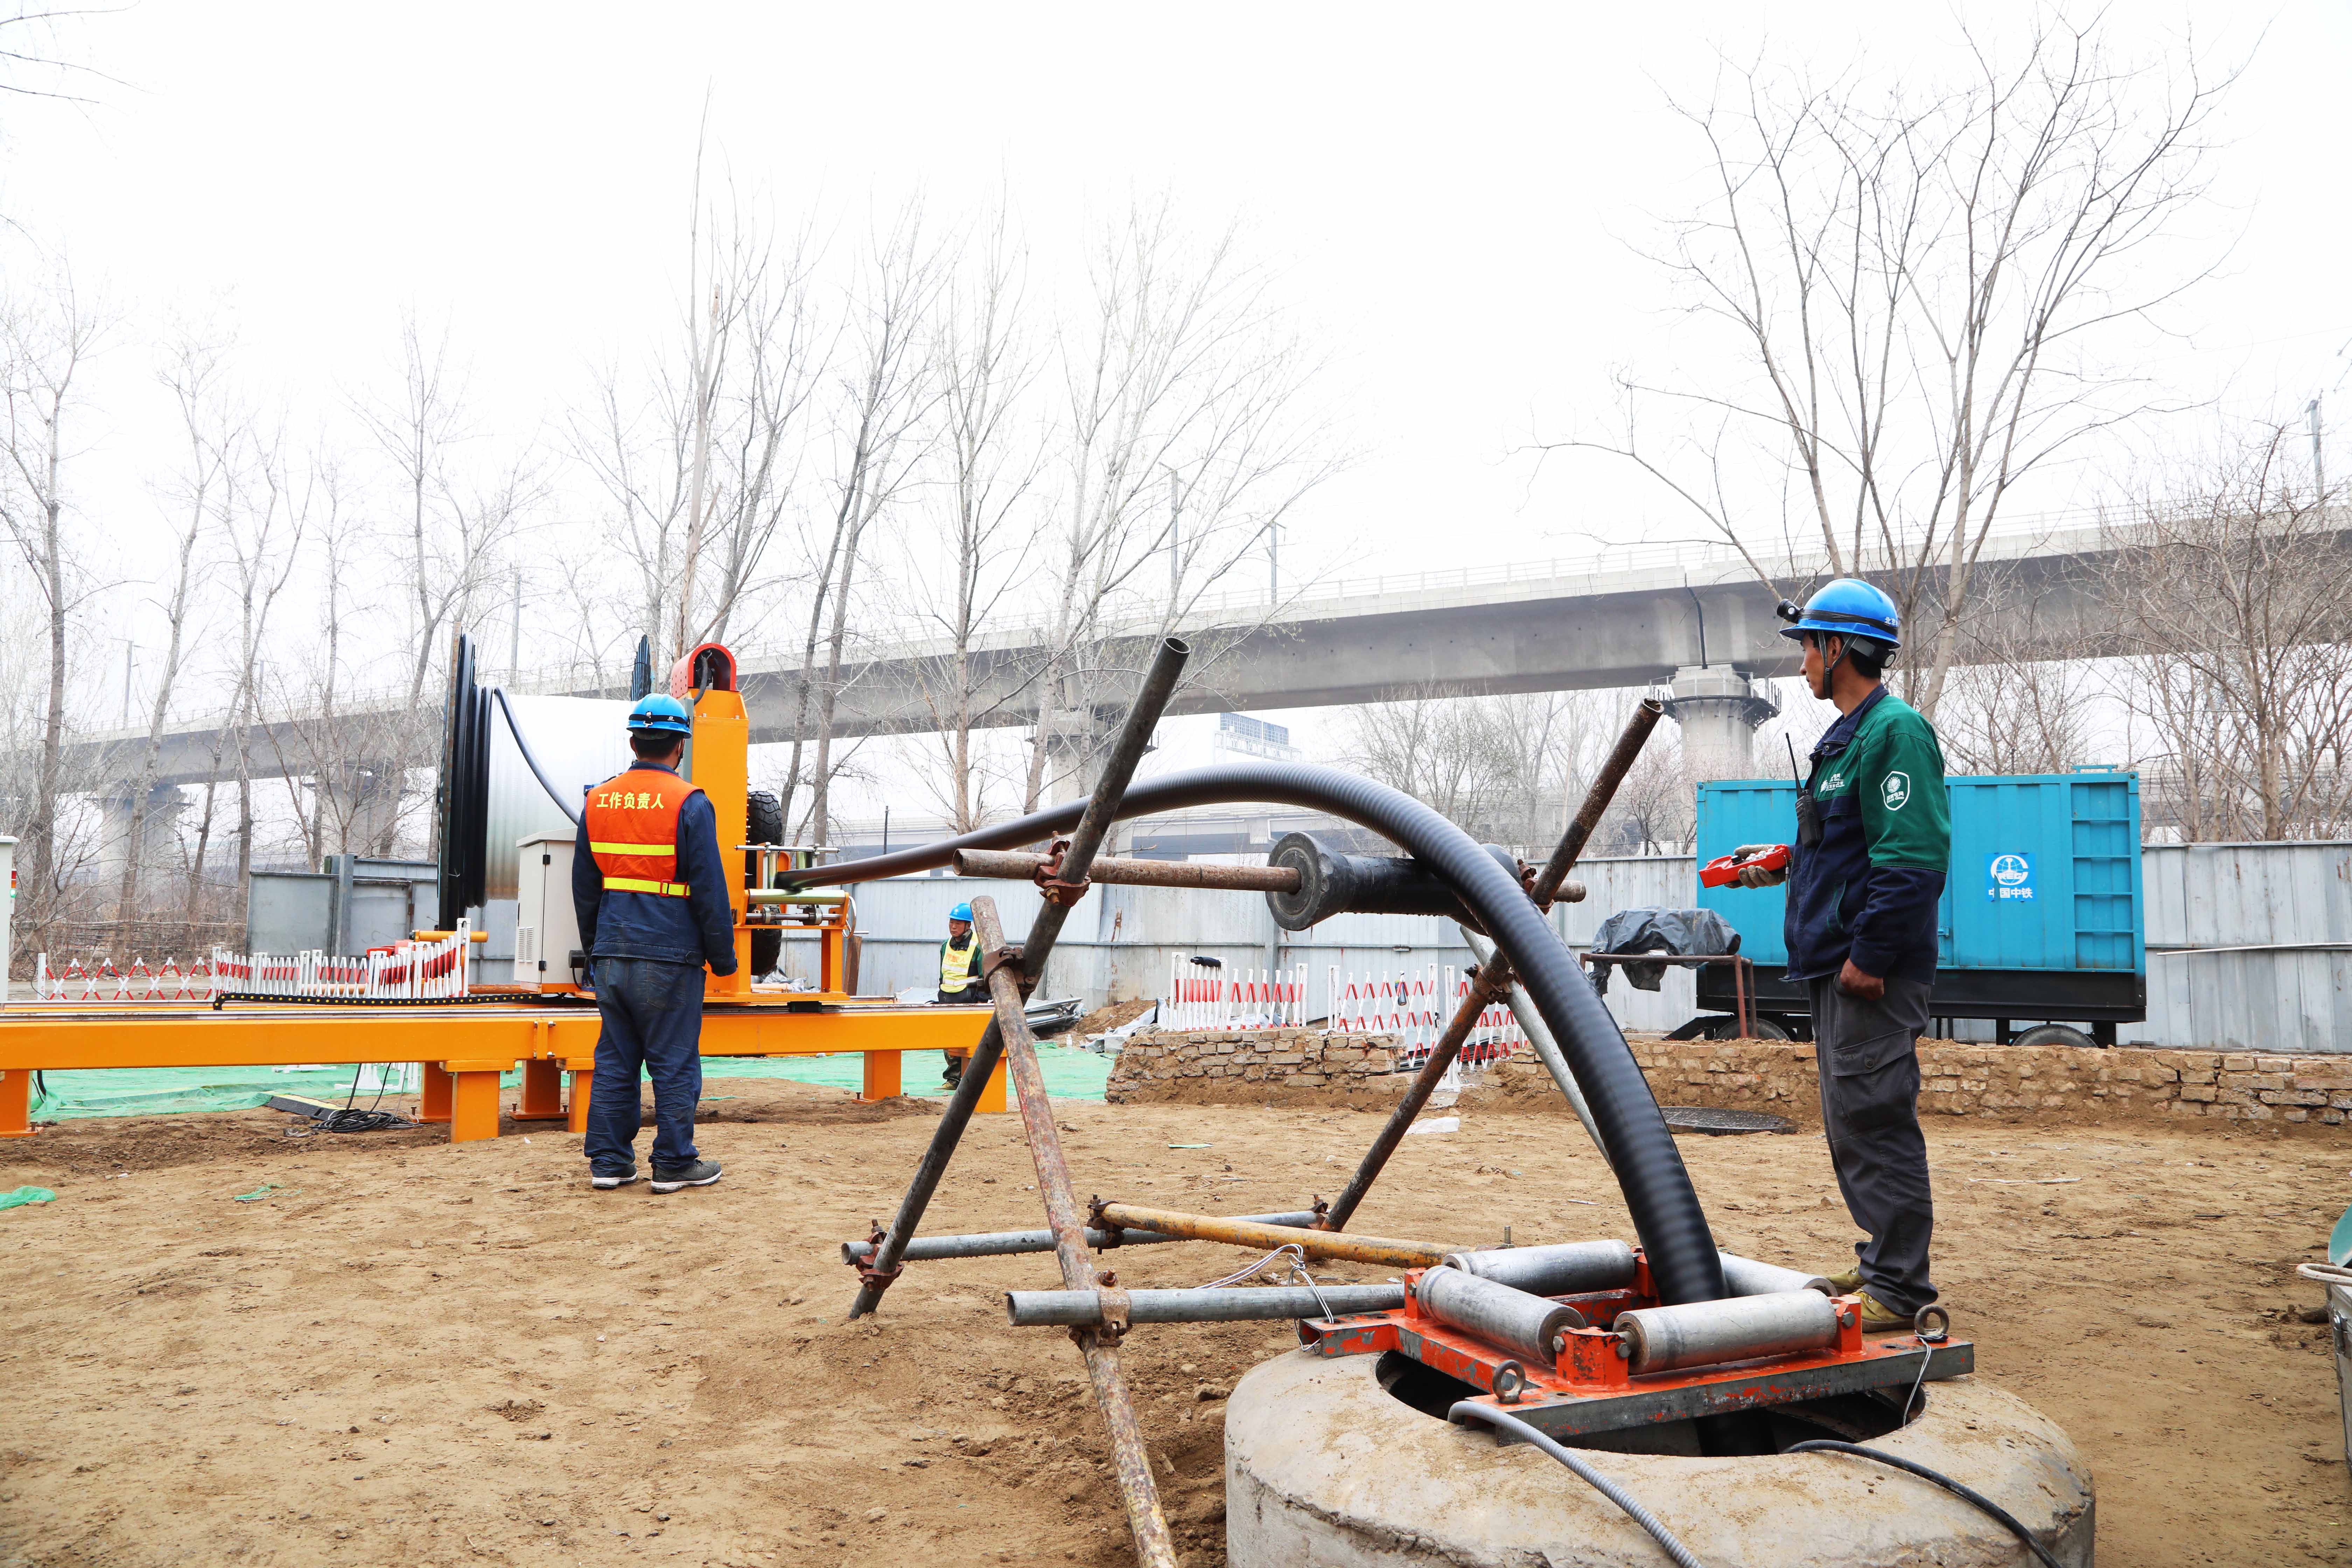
[1164,955,1308,1030]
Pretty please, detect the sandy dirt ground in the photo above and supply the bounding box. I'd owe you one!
[4,1076,2350,1567]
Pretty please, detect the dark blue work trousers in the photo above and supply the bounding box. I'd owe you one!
[584,957,704,1172]
[1808,974,1937,1317]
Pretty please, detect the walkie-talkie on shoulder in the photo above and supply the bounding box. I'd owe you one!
[1790,734,1822,851]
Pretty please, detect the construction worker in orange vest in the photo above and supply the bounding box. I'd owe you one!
[571,694,737,1193]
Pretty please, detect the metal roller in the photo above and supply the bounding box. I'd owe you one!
[1717,1251,1835,1298]
[1007,1283,1405,1328]
[1413,1265,1587,1363]
[1614,1289,1841,1375]
[1440,1240,1638,1298]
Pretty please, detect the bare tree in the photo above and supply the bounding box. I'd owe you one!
[356,315,537,854]
[1552,13,2230,718]
[2104,424,2352,840]
[568,199,824,674]
[782,208,946,844]
[112,328,230,924]
[889,212,1044,832]
[1345,688,1606,852]
[0,265,106,951]
[1021,202,1337,810]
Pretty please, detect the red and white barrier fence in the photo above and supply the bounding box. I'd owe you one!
[1163,955,1308,1031]
[1326,963,1528,1072]
[36,920,474,1003]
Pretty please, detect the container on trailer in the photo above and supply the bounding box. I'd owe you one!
[1690,769,2144,1044]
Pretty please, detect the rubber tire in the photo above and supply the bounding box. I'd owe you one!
[746,789,785,978]
[2012,1023,2100,1050]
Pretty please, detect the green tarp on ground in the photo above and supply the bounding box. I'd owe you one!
[25,1046,1114,1123]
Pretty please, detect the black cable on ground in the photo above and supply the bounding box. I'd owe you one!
[282,1065,413,1138]
[1448,1402,1703,1568]
[1785,1441,2065,1568]
[780,761,1725,1304]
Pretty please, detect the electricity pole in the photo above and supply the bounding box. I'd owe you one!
[2312,398,2328,506]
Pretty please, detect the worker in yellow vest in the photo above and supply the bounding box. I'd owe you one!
[571,694,737,1193]
[936,900,985,1087]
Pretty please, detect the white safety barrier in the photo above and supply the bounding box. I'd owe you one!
[37,920,474,1003]
[1164,955,1308,1031]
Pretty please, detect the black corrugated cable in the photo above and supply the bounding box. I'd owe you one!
[1448,1402,1704,1568]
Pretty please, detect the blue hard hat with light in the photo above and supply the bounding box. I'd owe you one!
[626,693,694,736]
[1778,578,1902,654]
[949,902,974,922]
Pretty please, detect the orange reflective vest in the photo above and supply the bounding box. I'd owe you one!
[584,768,706,898]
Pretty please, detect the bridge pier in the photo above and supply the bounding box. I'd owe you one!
[1660,665,1780,781]
[95,782,188,892]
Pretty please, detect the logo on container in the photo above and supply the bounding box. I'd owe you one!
[1987,853,2034,902]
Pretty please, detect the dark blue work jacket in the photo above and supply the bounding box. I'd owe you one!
[1784,686,1952,985]
[570,762,738,973]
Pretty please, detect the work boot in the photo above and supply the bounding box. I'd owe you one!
[650,1158,722,1194]
[590,1164,640,1190]
[942,1056,964,1089]
[1823,1265,1864,1294]
[1855,1290,1911,1332]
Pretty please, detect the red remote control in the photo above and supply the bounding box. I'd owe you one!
[1700,845,1791,888]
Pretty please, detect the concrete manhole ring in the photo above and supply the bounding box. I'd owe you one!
[1226,1348,2093,1567]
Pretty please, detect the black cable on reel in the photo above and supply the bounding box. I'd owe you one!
[434,632,492,928]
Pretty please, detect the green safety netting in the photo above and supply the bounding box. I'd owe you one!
[25,1044,1114,1122]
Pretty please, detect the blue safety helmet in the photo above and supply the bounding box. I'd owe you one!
[626,693,694,737]
[1778,578,1901,654]
[949,902,974,922]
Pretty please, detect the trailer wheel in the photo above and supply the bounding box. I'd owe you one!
[2012,1023,2101,1050]
[746,789,785,977]
[1673,1014,1793,1042]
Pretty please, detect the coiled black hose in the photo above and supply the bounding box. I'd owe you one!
[786,762,1725,1306]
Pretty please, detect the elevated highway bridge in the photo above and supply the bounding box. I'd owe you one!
[71,522,2136,794]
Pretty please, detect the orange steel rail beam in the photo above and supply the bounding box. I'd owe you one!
[0,1001,998,1143]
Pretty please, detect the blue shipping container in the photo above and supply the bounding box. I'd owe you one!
[1694,771,2144,979]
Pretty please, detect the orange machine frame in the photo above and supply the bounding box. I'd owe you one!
[0,640,1011,1143]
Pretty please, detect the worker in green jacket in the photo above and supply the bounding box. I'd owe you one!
[1732,578,1949,1331]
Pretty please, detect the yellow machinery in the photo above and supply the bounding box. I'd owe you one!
[0,641,1000,1142]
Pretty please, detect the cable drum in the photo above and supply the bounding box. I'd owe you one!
[436,634,631,923]
[482,694,630,900]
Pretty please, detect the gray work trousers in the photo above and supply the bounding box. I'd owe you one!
[1807,973,1937,1317]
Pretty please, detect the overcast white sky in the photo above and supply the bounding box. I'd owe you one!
[5,1,2348,825]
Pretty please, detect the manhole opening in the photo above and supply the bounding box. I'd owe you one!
[1374,1349,1918,1454]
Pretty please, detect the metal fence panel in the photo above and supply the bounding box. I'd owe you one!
[783,842,2352,1053]
[2140,842,2352,1053]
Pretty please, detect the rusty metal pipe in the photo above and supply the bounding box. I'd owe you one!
[952,847,1302,892]
[1531,698,1662,908]
[972,893,1181,1566]
[1321,699,1663,1235]
[848,637,1190,1329]
[1090,1202,1452,1268]
[840,1211,1322,1265]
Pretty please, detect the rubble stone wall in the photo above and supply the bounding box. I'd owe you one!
[1106,1027,2352,1130]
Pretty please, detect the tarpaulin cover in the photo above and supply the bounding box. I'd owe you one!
[1588,907,1742,994]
